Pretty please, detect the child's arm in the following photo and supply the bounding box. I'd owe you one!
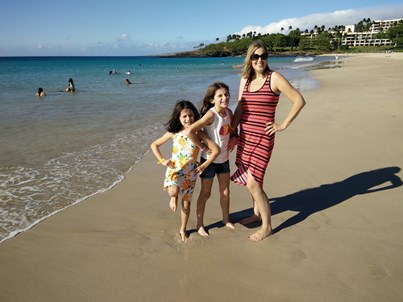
[182,111,214,150]
[195,130,220,175]
[150,132,175,169]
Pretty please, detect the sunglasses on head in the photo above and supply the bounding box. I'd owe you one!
[250,53,268,61]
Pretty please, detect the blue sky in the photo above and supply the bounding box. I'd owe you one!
[1,0,403,56]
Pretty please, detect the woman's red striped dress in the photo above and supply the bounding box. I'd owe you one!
[231,71,279,187]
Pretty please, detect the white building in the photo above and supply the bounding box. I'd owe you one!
[341,19,402,47]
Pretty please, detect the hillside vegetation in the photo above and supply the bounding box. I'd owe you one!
[164,19,403,57]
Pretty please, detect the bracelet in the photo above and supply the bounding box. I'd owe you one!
[158,158,166,164]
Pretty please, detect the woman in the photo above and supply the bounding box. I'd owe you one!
[231,40,305,241]
[35,87,46,97]
[65,78,76,92]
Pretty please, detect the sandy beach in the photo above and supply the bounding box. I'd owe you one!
[1,53,403,302]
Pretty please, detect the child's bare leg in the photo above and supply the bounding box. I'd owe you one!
[180,199,191,242]
[217,173,235,229]
[167,185,179,212]
[197,178,213,237]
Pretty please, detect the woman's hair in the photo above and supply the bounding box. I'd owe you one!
[165,100,200,133]
[200,82,230,116]
[241,40,270,79]
[38,87,43,93]
[68,78,74,83]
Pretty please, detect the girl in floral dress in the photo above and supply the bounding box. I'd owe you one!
[151,100,219,242]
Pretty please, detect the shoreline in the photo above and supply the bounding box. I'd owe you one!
[0,56,325,245]
[1,54,403,301]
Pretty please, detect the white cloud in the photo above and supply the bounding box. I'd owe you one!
[37,43,53,50]
[236,5,403,35]
[117,33,130,42]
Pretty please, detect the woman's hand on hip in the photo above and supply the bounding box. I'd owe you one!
[265,122,284,135]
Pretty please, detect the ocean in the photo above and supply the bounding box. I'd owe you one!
[0,55,334,243]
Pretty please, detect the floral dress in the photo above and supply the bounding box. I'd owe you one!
[164,131,200,202]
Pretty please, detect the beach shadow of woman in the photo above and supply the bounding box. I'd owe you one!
[217,166,402,234]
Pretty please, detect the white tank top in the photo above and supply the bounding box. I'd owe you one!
[201,108,231,163]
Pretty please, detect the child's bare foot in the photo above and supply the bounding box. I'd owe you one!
[248,227,272,242]
[169,197,178,212]
[179,230,189,242]
[240,214,261,225]
[197,226,210,237]
[224,221,235,229]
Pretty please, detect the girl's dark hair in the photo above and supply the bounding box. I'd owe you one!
[165,100,200,133]
[38,87,43,93]
[200,82,230,116]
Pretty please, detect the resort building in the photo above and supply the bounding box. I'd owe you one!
[341,18,402,47]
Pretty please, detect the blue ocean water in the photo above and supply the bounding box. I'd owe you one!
[0,55,333,243]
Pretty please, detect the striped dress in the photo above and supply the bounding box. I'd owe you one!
[231,71,279,187]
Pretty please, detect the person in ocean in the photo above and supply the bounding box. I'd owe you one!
[231,40,305,241]
[151,100,219,242]
[65,78,76,92]
[35,87,46,97]
[184,82,236,237]
[125,79,132,85]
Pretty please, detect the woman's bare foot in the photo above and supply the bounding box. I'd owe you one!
[224,221,235,229]
[179,230,189,242]
[169,197,178,212]
[197,226,210,237]
[248,227,272,242]
[240,214,261,225]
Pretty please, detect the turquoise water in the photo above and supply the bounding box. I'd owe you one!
[0,55,332,243]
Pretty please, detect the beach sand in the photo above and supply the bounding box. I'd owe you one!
[1,53,403,302]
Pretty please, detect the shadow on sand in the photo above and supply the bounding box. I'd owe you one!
[199,166,402,235]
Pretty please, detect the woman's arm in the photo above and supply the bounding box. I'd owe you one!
[231,77,247,130]
[265,71,305,135]
[227,108,238,152]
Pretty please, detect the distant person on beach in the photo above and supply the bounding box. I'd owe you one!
[183,82,236,237]
[150,100,219,242]
[125,79,132,85]
[35,87,46,97]
[65,78,76,92]
[230,40,305,241]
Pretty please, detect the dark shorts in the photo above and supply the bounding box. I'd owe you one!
[200,157,230,179]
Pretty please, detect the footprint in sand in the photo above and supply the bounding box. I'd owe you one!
[368,264,388,279]
[290,248,307,262]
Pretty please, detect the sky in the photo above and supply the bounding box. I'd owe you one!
[1,0,403,56]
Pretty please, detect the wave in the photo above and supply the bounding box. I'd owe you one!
[294,56,314,62]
